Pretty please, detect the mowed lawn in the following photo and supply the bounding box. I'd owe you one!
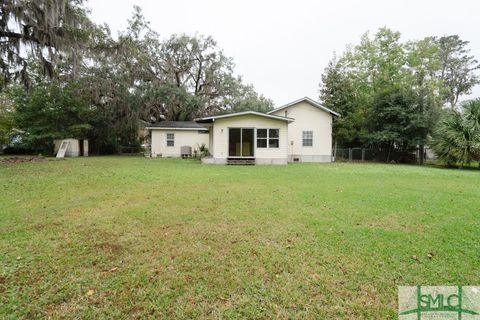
[1,157,479,319]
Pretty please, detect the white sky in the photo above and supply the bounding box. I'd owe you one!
[87,0,480,106]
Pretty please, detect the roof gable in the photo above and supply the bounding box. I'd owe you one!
[268,97,340,117]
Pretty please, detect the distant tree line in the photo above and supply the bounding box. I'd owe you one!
[0,1,273,154]
[319,28,480,166]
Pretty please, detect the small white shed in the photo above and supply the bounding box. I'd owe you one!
[53,139,89,157]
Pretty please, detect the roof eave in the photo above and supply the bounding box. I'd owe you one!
[146,127,208,130]
[195,111,294,123]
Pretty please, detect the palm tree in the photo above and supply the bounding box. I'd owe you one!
[432,99,480,166]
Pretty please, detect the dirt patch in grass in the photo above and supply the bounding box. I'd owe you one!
[0,156,48,165]
[94,242,123,254]
[0,275,6,293]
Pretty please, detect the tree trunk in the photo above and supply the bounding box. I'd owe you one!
[386,143,393,162]
[418,144,425,165]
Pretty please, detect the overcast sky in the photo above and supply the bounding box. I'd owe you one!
[87,0,480,106]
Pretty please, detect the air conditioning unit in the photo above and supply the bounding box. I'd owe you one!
[180,146,192,158]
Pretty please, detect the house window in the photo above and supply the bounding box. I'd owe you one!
[256,128,279,148]
[257,129,267,148]
[166,133,174,147]
[269,129,279,148]
[302,131,313,146]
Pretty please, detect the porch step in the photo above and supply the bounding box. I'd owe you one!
[227,158,255,165]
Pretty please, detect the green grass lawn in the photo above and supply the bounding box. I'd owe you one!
[1,157,479,319]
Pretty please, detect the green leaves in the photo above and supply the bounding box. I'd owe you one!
[0,0,92,88]
[436,35,480,107]
[432,99,480,166]
[7,80,91,153]
[319,28,479,163]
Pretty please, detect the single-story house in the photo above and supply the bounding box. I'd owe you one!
[147,97,339,164]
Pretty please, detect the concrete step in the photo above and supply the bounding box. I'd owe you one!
[227,158,255,165]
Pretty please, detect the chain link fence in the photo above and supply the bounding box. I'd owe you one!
[334,148,437,163]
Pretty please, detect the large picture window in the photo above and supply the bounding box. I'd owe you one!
[166,133,175,147]
[302,131,313,147]
[257,128,279,148]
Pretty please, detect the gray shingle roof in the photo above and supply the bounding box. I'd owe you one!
[147,121,208,130]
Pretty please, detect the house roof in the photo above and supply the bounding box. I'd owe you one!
[195,111,294,123]
[268,97,340,117]
[146,121,208,130]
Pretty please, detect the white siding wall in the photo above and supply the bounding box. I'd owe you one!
[211,115,289,164]
[271,101,333,162]
[151,129,209,157]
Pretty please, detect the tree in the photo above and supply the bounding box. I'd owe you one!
[320,28,410,149]
[157,34,236,117]
[436,36,480,108]
[432,99,480,166]
[320,56,364,147]
[8,80,91,153]
[0,0,91,87]
[319,28,479,163]
[0,92,15,146]
[368,86,424,162]
[405,37,444,163]
[223,80,273,113]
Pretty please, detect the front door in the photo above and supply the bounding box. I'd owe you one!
[228,128,254,157]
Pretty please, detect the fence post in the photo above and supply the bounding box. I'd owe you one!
[361,149,365,161]
[348,148,352,161]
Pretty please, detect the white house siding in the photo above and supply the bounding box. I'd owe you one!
[211,115,289,164]
[271,101,333,162]
[151,129,209,158]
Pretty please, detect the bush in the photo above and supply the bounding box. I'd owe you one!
[2,145,32,155]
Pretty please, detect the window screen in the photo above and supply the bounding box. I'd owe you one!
[302,131,313,147]
[166,133,174,147]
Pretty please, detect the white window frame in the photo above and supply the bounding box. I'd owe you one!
[302,131,313,147]
[166,133,175,147]
[256,128,279,149]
